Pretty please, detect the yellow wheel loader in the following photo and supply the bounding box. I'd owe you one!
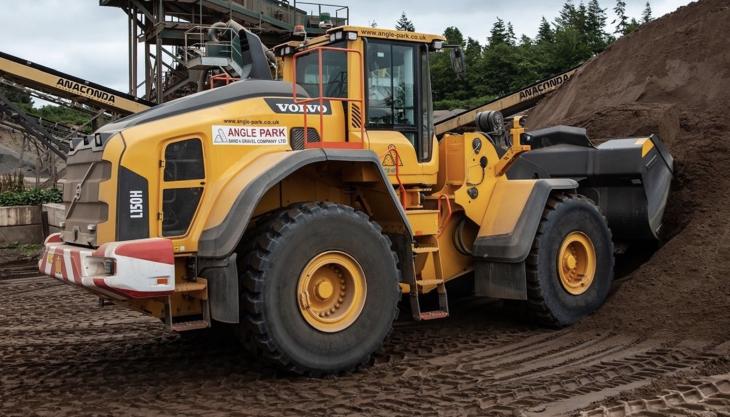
[40,25,673,375]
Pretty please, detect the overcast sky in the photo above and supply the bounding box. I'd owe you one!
[0,0,693,96]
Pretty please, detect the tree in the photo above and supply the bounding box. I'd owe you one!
[443,26,465,47]
[0,85,32,106]
[395,11,415,32]
[428,2,623,110]
[556,0,577,28]
[506,22,517,46]
[536,17,554,44]
[642,1,653,23]
[625,17,641,33]
[586,0,610,53]
[612,0,628,34]
[488,18,509,46]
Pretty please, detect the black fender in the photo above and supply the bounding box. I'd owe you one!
[472,178,577,300]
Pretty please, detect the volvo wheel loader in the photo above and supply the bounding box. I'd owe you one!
[40,24,673,375]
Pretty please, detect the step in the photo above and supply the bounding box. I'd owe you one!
[175,281,207,293]
[412,246,439,254]
[416,279,444,287]
[419,311,449,320]
[171,320,210,332]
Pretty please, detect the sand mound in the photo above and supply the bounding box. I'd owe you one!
[527,0,730,340]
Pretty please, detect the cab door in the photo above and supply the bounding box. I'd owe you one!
[364,39,435,183]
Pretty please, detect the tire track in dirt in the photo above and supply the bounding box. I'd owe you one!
[580,373,730,416]
[1,277,728,417]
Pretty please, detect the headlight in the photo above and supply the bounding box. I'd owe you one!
[86,256,116,276]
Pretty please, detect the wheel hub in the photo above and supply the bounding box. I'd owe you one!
[315,280,334,299]
[297,251,367,333]
[557,231,596,296]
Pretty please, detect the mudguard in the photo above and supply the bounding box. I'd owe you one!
[472,178,578,262]
[472,178,577,300]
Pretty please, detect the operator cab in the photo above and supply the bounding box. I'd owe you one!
[274,27,446,164]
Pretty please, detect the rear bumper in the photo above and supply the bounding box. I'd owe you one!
[39,233,175,300]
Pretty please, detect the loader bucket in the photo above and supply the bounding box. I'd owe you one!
[594,134,673,240]
[509,128,674,241]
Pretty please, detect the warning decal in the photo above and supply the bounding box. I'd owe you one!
[212,125,288,145]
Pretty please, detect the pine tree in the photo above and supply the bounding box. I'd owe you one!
[488,18,509,46]
[586,0,610,53]
[556,0,577,28]
[576,1,588,32]
[395,11,415,32]
[443,26,465,47]
[625,17,641,33]
[612,0,628,34]
[536,17,554,44]
[506,22,517,46]
[642,1,653,23]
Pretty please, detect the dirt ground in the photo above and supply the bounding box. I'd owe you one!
[1,271,729,417]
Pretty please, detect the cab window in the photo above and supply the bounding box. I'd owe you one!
[295,41,348,98]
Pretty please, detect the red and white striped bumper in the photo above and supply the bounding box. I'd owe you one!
[39,233,175,300]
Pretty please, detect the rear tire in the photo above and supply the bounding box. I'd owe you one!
[237,202,400,375]
[527,194,614,327]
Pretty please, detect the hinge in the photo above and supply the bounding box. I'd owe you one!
[159,160,165,168]
[157,212,163,221]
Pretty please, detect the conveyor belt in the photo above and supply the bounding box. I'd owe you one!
[434,66,579,136]
[0,51,152,115]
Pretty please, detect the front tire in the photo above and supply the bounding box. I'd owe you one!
[527,194,614,326]
[238,202,400,375]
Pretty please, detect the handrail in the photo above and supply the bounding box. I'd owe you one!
[183,25,244,75]
[292,46,366,149]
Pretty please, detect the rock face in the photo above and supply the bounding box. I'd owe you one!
[527,0,730,340]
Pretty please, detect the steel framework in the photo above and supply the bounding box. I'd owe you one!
[102,0,349,103]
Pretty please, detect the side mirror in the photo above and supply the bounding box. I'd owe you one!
[449,47,466,80]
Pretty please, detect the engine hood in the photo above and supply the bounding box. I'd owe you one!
[105,80,306,130]
[70,80,308,155]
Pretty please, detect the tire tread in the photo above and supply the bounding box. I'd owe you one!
[238,202,400,376]
[525,193,614,327]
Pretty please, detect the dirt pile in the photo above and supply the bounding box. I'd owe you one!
[528,0,730,340]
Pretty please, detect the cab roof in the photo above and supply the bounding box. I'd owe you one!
[272,26,446,53]
[333,26,446,43]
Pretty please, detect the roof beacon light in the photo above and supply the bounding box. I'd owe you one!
[293,24,306,38]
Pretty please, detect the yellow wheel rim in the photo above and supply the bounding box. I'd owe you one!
[557,231,597,296]
[297,251,367,333]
